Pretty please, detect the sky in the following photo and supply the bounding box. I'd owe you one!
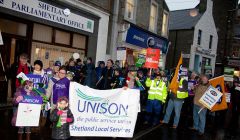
[165,0,200,11]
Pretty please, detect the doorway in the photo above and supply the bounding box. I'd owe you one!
[0,34,28,103]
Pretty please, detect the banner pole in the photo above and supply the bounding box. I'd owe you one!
[96,76,103,86]
[0,53,7,81]
[198,107,204,114]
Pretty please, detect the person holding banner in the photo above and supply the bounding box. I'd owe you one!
[190,75,210,135]
[12,80,37,140]
[102,59,114,89]
[144,73,167,126]
[110,69,125,89]
[49,66,70,109]
[10,53,33,94]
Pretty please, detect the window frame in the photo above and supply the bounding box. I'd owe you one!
[124,0,137,23]
[149,0,159,33]
[161,10,169,37]
[197,29,202,45]
[209,35,213,49]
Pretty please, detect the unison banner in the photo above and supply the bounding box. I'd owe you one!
[69,82,140,138]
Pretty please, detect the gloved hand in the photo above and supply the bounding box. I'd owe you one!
[16,96,23,103]
[66,118,73,123]
[57,110,63,116]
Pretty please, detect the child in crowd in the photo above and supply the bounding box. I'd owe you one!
[111,69,125,89]
[12,81,37,140]
[50,97,74,140]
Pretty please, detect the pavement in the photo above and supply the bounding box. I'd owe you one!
[1,108,240,140]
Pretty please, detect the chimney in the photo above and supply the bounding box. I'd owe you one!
[196,0,213,14]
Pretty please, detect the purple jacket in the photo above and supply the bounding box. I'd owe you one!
[52,77,70,104]
[11,89,37,126]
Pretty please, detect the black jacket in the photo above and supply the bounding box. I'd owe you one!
[50,108,74,140]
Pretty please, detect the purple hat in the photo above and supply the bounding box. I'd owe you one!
[54,61,61,67]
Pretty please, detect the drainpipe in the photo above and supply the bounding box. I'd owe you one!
[110,0,119,61]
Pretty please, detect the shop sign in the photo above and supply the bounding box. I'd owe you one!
[228,59,240,67]
[204,65,212,75]
[0,0,94,33]
[196,46,215,57]
[116,47,126,61]
[126,25,169,54]
[224,67,234,82]
[144,48,160,69]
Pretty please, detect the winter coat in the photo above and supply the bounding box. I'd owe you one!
[50,108,74,140]
[84,63,96,88]
[193,82,210,107]
[102,67,114,89]
[111,75,125,89]
[230,85,240,112]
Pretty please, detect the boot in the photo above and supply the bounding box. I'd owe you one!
[26,133,31,140]
[18,133,23,140]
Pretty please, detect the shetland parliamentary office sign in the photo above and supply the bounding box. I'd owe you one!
[0,0,94,33]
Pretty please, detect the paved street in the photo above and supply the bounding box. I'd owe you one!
[1,108,240,140]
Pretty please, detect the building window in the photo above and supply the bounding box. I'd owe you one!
[72,34,87,50]
[125,0,136,21]
[197,30,202,45]
[0,18,27,36]
[149,1,158,32]
[161,11,169,37]
[209,35,213,49]
[33,24,53,43]
[55,30,70,45]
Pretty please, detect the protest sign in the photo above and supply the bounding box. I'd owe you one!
[169,54,182,94]
[209,76,228,112]
[16,72,29,81]
[69,82,140,138]
[136,54,145,67]
[225,93,231,103]
[144,48,160,69]
[16,96,42,126]
[199,86,223,110]
[26,74,43,89]
[224,67,234,82]
[117,47,127,61]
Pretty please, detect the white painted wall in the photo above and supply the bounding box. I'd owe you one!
[59,0,110,65]
[190,0,218,75]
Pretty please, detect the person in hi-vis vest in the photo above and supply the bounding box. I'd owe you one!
[160,74,188,129]
[144,72,167,126]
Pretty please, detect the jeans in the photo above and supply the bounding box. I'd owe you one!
[193,104,207,133]
[163,98,184,127]
[145,99,162,125]
[18,127,31,133]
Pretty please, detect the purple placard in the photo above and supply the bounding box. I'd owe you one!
[20,95,43,104]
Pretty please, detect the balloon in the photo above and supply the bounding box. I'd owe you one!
[73,53,80,59]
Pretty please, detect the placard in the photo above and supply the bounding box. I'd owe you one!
[16,96,42,126]
[199,86,223,110]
